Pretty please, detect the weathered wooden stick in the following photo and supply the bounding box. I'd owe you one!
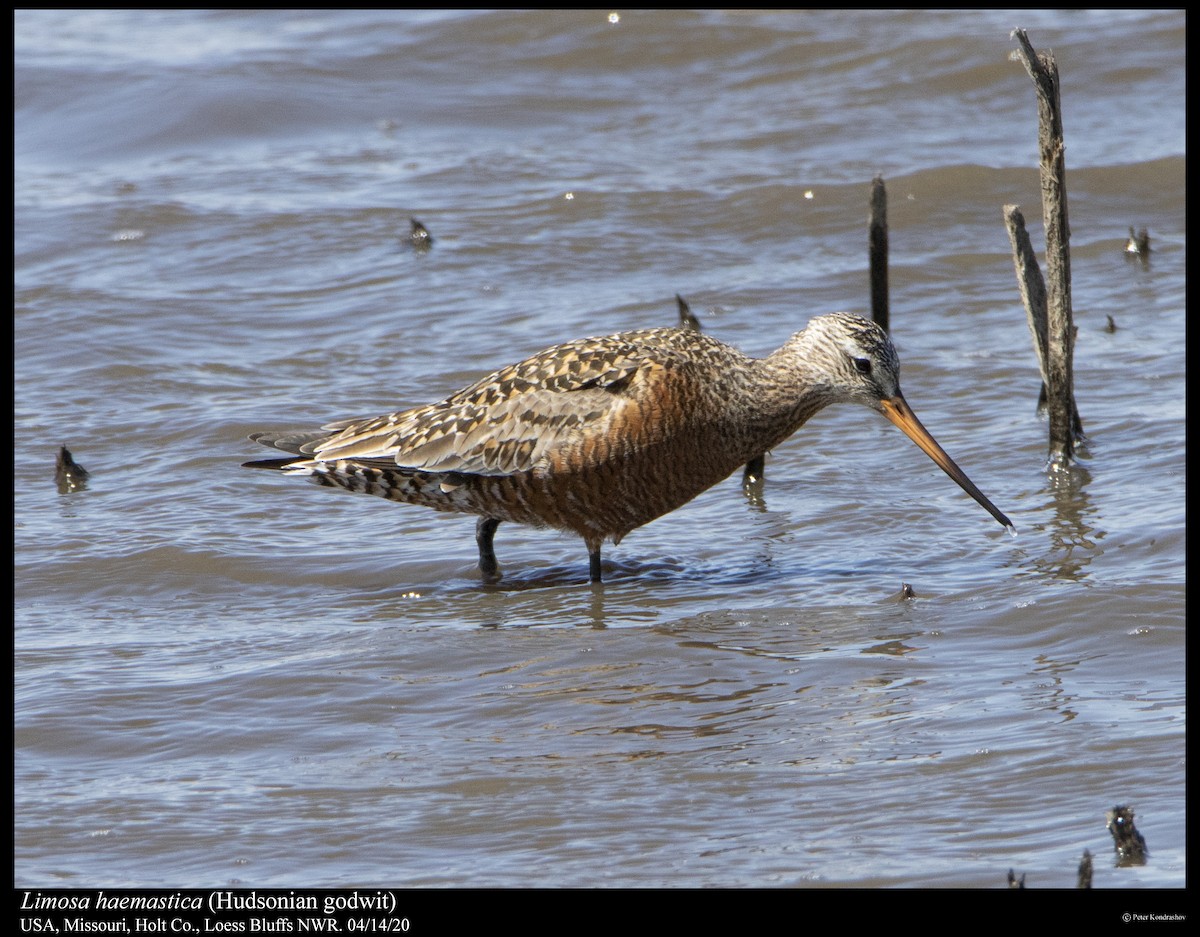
[1003,203,1082,438]
[1003,202,1050,387]
[1003,204,1050,386]
[868,174,889,331]
[1010,28,1081,467]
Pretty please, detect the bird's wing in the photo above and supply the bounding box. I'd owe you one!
[308,332,681,476]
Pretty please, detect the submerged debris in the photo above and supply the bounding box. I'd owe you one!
[1124,226,1150,258]
[409,217,433,250]
[1106,805,1148,866]
[55,446,90,494]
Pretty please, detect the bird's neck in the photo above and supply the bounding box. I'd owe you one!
[729,339,837,455]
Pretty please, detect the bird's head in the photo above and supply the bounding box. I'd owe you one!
[787,312,1014,533]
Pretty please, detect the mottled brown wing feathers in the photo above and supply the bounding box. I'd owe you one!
[309,332,676,476]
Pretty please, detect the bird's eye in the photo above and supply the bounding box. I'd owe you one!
[853,357,872,375]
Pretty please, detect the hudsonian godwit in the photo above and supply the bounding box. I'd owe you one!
[243,312,1013,582]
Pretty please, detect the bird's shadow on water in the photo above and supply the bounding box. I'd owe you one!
[356,550,914,632]
[466,550,808,593]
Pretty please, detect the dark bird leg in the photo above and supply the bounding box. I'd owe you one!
[476,517,501,579]
[584,536,604,583]
[743,454,765,484]
[741,454,766,507]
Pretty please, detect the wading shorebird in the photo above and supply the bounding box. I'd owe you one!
[243,312,1013,583]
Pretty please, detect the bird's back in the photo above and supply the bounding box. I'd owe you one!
[246,326,765,545]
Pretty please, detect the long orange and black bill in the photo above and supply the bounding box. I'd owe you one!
[880,394,1015,533]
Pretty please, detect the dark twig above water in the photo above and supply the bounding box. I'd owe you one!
[868,175,889,332]
[1077,849,1093,888]
[675,293,701,332]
